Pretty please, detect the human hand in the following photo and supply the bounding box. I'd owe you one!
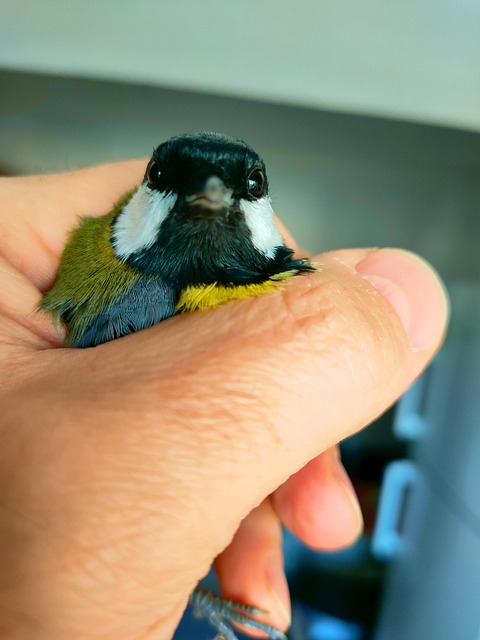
[0,163,448,640]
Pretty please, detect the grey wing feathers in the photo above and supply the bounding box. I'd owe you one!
[74,277,177,348]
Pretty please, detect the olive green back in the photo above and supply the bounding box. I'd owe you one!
[41,191,142,344]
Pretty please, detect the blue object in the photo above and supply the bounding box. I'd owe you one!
[371,460,417,561]
[291,602,365,640]
[393,375,428,441]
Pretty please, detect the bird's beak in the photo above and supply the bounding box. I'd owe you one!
[186,176,233,212]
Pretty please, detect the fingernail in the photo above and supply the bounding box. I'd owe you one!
[330,455,364,537]
[266,559,291,627]
[355,249,449,350]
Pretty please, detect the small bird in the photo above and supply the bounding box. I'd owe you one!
[41,132,312,347]
[41,132,313,638]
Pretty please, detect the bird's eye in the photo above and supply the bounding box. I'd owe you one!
[247,169,265,199]
[147,160,161,186]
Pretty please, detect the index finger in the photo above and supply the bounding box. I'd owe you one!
[0,161,145,290]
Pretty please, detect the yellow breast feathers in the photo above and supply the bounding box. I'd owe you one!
[176,270,297,313]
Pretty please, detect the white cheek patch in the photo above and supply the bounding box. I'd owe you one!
[240,196,284,259]
[112,185,176,259]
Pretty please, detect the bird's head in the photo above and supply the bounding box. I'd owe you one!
[111,133,288,287]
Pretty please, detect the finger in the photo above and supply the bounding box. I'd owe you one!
[0,161,145,289]
[272,447,363,550]
[0,256,62,350]
[273,216,297,252]
[215,499,290,636]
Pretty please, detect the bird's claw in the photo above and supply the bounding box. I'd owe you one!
[190,586,288,640]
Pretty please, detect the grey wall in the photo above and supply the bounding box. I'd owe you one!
[1,69,479,280]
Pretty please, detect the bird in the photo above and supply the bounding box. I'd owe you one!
[40,132,313,638]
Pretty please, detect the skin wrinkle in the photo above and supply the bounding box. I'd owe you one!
[190,404,270,500]
[1,258,404,536]
[211,385,281,462]
[132,268,402,472]
[64,530,178,599]
[164,386,270,489]
[322,268,405,384]
[79,429,199,522]
[151,378,283,534]
[161,356,281,457]
[276,274,332,330]
[134,615,173,640]
[276,266,381,356]
[0,213,53,292]
[59,552,126,610]
[1,473,195,636]
[0,314,54,352]
[0,264,50,344]
[0,323,45,355]
[280,304,388,408]
[22,217,60,280]
[0,350,438,620]
[0,607,43,637]
[323,321,390,396]
[358,310,404,397]
[68,519,190,593]
[31,385,236,564]
[32,570,175,640]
